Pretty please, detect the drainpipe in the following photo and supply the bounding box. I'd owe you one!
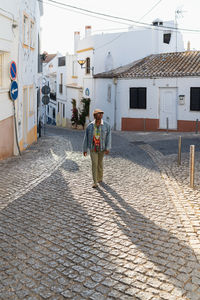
[113,77,118,131]
[13,101,21,156]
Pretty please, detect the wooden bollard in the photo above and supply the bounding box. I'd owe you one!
[190,145,195,188]
[178,136,182,166]
[166,117,169,133]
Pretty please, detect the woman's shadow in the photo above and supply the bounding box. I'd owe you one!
[97,182,200,298]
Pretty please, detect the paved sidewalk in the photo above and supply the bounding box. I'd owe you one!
[0,127,200,299]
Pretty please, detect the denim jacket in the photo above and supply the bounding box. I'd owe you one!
[83,120,111,153]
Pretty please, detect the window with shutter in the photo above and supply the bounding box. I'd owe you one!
[163,33,171,44]
[86,57,90,74]
[30,20,35,49]
[190,87,200,111]
[130,88,146,109]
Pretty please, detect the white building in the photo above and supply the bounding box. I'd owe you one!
[94,51,200,132]
[64,21,184,127]
[0,0,43,160]
[43,53,62,125]
[56,55,68,127]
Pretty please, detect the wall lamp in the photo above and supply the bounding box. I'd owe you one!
[77,59,94,75]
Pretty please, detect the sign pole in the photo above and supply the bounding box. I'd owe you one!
[178,136,182,166]
[190,145,195,188]
[13,101,21,156]
[44,106,46,136]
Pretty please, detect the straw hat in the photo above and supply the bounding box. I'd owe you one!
[93,108,104,116]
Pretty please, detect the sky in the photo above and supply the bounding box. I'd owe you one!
[40,0,200,55]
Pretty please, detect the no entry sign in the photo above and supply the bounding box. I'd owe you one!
[9,61,17,80]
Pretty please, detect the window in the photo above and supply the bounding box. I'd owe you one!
[130,88,146,109]
[107,84,111,102]
[72,60,77,77]
[58,102,60,113]
[53,108,55,119]
[29,86,34,115]
[58,56,66,66]
[190,88,200,111]
[59,73,63,94]
[0,53,3,87]
[23,13,29,46]
[30,20,35,49]
[163,33,171,44]
[86,57,90,74]
[63,104,65,118]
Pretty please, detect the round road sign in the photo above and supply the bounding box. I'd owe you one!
[42,85,50,94]
[10,81,18,101]
[42,95,50,105]
[10,61,17,80]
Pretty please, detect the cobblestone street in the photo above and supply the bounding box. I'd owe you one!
[0,126,200,300]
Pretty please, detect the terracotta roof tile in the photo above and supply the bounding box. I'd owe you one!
[94,51,200,79]
[44,54,57,63]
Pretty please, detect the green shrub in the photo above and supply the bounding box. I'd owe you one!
[78,98,90,129]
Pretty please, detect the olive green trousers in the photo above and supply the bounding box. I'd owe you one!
[90,150,105,184]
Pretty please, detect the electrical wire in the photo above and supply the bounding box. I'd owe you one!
[41,0,132,27]
[42,0,200,33]
[139,0,163,21]
[95,32,127,51]
[40,0,200,52]
[0,7,15,21]
[93,27,129,33]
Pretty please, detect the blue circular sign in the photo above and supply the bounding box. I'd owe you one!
[10,61,17,80]
[10,81,18,101]
[85,88,90,96]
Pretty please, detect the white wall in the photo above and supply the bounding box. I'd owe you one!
[43,56,57,79]
[116,77,200,130]
[57,64,67,102]
[0,0,42,154]
[66,54,78,84]
[93,78,115,126]
[76,22,184,75]
[175,77,200,121]
[70,21,184,125]
[17,0,41,142]
[66,87,79,121]
[0,0,19,122]
[93,76,200,131]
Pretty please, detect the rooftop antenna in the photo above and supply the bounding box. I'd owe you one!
[175,7,186,52]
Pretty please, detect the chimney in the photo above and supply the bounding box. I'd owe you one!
[85,25,92,38]
[74,31,80,54]
[152,18,163,26]
[187,41,191,51]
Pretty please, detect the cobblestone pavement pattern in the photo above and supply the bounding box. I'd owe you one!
[0,126,200,300]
